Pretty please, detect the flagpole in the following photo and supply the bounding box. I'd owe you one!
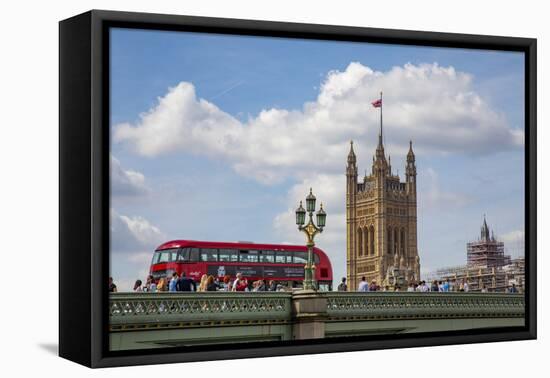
[380,91,383,145]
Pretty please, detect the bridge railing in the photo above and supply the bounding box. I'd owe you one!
[109,291,524,331]
[109,292,293,330]
[324,292,525,320]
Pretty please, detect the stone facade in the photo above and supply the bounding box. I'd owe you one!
[346,132,420,290]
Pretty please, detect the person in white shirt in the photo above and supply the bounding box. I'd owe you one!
[421,281,430,292]
[357,276,369,292]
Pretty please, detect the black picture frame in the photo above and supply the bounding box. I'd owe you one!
[59,9,536,368]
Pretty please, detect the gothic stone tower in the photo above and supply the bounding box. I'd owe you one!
[346,133,420,290]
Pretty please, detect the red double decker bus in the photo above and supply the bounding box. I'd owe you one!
[149,240,333,291]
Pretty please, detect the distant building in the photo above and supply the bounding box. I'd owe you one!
[345,125,420,290]
[425,217,523,293]
[503,257,525,290]
[467,216,510,268]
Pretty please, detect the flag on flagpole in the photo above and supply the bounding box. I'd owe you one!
[371,98,382,108]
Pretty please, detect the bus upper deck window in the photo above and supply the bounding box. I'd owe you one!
[178,248,190,261]
[286,253,293,263]
[200,248,219,262]
[314,253,320,264]
[170,249,178,262]
[275,251,292,264]
[189,248,199,262]
[158,251,171,263]
[152,251,161,265]
[219,249,238,262]
[260,250,275,263]
[274,251,284,263]
[293,251,307,264]
[240,250,258,263]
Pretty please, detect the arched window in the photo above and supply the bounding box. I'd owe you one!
[369,226,375,256]
[363,228,368,257]
[357,228,363,256]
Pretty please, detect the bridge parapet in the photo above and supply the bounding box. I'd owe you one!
[325,292,525,320]
[109,292,524,350]
[110,292,292,331]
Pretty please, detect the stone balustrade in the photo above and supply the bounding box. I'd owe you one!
[109,291,525,350]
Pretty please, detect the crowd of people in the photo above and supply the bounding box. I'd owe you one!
[336,276,519,293]
[109,274,519,293]
[109,272,286,293]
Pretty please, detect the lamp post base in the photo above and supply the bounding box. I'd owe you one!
[303,266,317,291]
[303,244,317,291]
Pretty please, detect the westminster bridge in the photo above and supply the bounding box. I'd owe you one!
[109,291,524,351]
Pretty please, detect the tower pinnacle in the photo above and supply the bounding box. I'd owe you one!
[407,140,415,162]
[481,215,490,241]
[347,140,356,165]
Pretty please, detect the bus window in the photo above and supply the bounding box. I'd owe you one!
[274,251,285,263]
[260,250,275,263]
[151,252,161,265]
[314,253,320,264]
[275,251,293,264]
[158,251,171,263]
[200,248,218,262]
[153,248,179,264]
[170,249,178,262]
[178,248,189,261]
[239,250,258,263]
[219,249,238,262]
[293,251,308,264]
[189,248,199,262]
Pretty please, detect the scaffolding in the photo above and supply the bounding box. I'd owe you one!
[423,217,523,293]
[467,240,508,268]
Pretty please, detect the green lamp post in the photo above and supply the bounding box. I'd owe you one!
[295,188,327,291]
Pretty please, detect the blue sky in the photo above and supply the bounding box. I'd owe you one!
[109,28,525,291]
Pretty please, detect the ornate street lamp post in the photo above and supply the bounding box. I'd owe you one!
[295,188,327,291]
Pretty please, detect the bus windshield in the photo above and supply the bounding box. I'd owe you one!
[151,248,179,264]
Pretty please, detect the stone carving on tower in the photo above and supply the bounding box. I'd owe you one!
[345,93,420,290]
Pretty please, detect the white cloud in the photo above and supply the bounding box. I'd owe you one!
[110,209,165,253]
[114,62,523,185]
[110,210,167,291]
[111,155,150,197]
